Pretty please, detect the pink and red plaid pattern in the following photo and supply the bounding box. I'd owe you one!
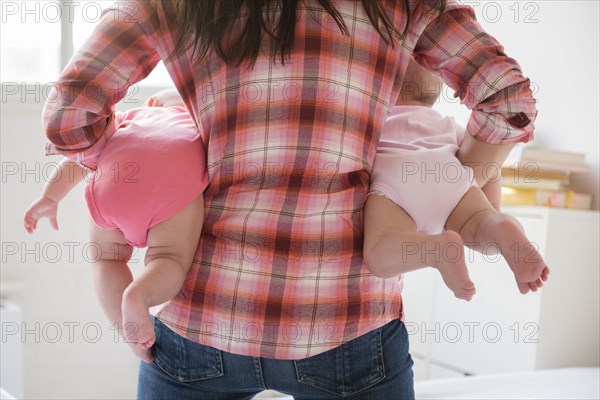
[42,0,536,359]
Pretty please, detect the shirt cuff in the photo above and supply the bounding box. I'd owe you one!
[466,110,535,144]
[44,113,118,170]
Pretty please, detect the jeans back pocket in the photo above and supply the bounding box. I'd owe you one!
[294,326,385,396]
[152,318,224,382]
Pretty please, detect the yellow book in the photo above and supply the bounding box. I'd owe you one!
[501,167,569,190]
[566,191,593,210]
[501,187,567,207]
[501,167,569,182]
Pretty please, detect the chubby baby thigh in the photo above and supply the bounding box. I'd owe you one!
[145,195,204,268]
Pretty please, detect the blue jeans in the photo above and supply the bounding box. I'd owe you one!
[138,317,414,399]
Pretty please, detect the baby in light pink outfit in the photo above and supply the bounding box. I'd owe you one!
[370,105,475,234]
[363,60,550,300]
[24,90,207,363]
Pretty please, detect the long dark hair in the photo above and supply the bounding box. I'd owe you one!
[167,0,446,67]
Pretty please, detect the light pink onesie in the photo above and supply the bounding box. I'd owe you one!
[370,106,476,234]
[84,106,208,247]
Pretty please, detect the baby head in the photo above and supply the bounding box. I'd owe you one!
[396,59,443,107]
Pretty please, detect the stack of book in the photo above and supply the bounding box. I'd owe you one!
[501,147,592,209]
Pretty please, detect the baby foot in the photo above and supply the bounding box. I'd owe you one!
[122,286,156,350]
[435,230,476,301]
[479,214,550,294]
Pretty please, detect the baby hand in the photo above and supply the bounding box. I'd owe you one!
[146,88,184,108]
[146,96,160,107]
[24,196,59,233]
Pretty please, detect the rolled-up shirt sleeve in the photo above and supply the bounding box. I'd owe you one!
[414,1,537,144]
[42,2,161,168]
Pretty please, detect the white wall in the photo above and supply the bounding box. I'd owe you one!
[434,0,600,209]
[1,93,153,399]
[1,1,599,399]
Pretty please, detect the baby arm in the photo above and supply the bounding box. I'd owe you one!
[24,158,88,233]
[481,176,502,212]
[458,134,514,189]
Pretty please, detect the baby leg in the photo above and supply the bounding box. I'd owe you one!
[364,194,475,300]
[88,222,156,362]
[122,195,204,350]
[446,187,550,294]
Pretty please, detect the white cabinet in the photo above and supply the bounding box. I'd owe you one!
[402,206,600,381]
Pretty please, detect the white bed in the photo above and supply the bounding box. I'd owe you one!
[253,368,600,399]
[0,388,16,400]
[415,368,600,400]
[4,369,596,399]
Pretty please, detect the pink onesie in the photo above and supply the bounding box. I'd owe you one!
[84,106,208,247]
[370,106,476,234]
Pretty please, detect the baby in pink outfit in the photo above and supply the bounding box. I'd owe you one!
[24,89,208,362]
[363,60,550,300]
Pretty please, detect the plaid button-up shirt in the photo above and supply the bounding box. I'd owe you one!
[42,0,536,359]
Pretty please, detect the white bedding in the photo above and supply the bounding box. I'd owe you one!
[415,368,600,400]
[0,388,16,400]
[253,368,600,399]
